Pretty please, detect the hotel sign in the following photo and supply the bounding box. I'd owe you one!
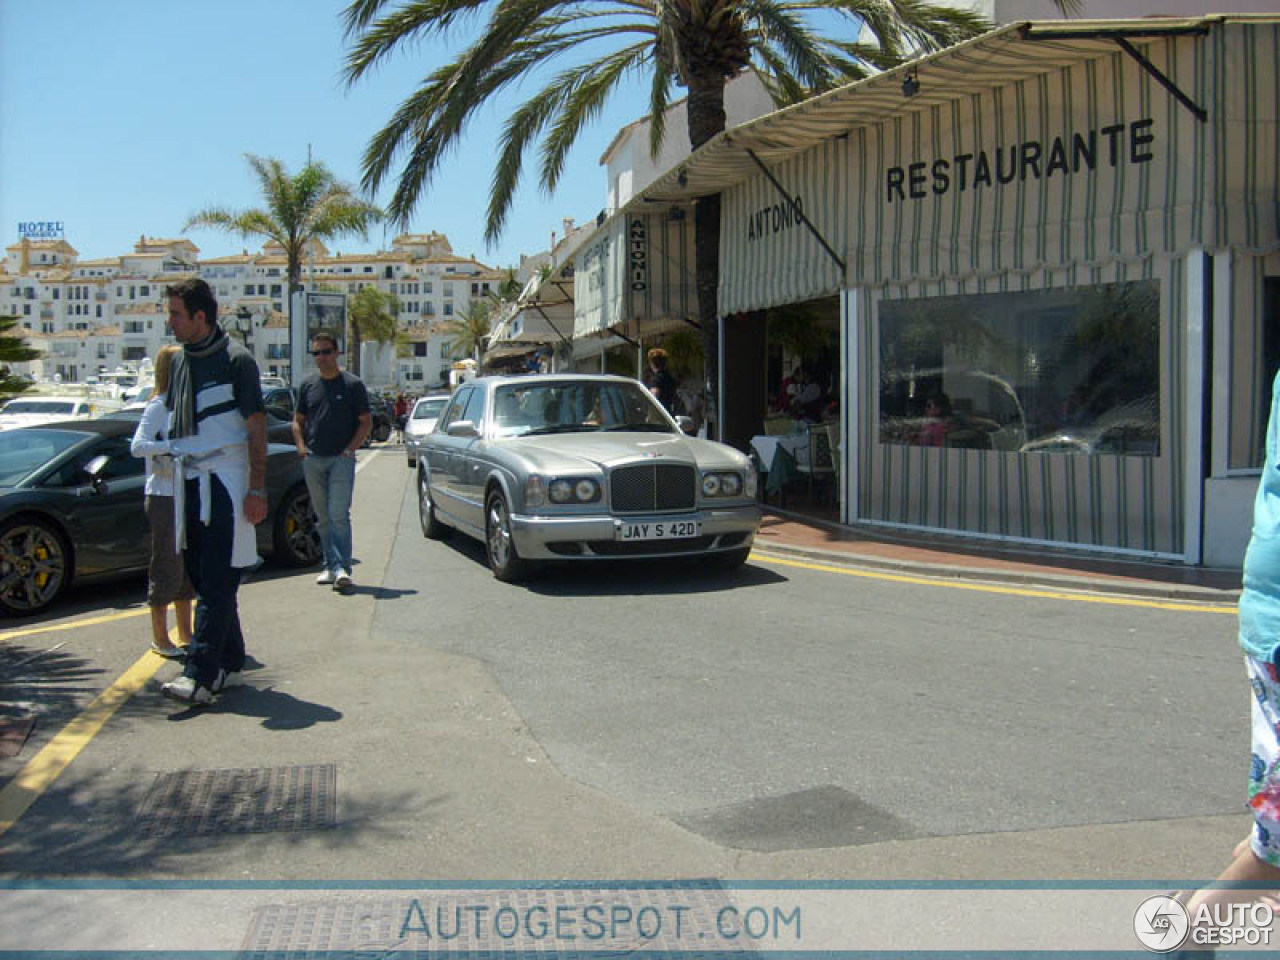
[18,221,65,240]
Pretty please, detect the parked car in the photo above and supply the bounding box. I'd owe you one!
[405,394,451,468]
[416,374,760,581]
[104,391,297,446]
[0,395,122,431]
[0,419,321,616]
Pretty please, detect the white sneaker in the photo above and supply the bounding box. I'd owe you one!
[333,569,353,591]
[316,569,336,585]
[161,675,214,705]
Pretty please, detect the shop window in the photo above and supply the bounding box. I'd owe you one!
[878,281,1160,456]
[1260,278,1280,461]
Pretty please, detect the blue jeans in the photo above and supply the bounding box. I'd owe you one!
[182,474,245,687]
[303,454,356,574]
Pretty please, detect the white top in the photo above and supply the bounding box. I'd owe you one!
[130,396,176,497]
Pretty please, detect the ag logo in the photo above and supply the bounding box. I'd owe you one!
[1134,895,1190,952]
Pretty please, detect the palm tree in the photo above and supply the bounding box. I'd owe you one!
[341,0,1005,432]
[443,299,495,363]
[184,154,383,363]
[347,285,401,375]
[0,315,39,399]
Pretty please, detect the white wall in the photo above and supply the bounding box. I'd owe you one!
[603,71,775,211]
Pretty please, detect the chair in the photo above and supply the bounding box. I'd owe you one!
[763,417,796,436]
[795,422,835,501]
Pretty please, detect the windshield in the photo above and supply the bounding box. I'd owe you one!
[0,428,89,486]
[2,400,78,415]
[492,381,675,438]
[413,398,448,420]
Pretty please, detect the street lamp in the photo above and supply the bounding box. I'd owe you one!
[233,306,254,354]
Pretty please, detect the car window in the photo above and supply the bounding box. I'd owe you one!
[263,388,295,422]
[413,398,448,420]
[436,388,470,433]
[461,387,486,427]
[0,429,87,486]
[493,381,674,437]
[44,436,144,487]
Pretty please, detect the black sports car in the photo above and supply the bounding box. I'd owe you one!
[0,419,321,616]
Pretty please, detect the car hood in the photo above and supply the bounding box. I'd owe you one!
[0,413,78,431]
[498,431,748,473]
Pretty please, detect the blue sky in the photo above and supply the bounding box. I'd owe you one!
[0,0,653,270]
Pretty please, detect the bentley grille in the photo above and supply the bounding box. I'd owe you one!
[609,463,696,513]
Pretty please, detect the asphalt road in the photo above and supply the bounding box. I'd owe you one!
[0,444,1251,884]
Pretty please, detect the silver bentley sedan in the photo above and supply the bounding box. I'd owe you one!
[416,374,761,581]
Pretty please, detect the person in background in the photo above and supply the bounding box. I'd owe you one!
[293,331,371,593]
[919,393,951,447]
[160,278,267,705]
[644,348,678,414]
[130,344,193,659]
[393,392,409,443]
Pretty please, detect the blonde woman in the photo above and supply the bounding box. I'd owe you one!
[130,345,194,656]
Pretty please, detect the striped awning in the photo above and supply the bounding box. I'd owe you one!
[625,17,1224,209]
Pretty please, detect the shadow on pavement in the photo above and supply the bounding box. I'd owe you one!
[164,685,343,731]
[437,533,787,595]
[0,762,426,875]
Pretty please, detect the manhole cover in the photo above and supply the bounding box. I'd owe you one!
[138,764,336,836]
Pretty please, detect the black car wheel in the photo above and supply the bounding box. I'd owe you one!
[485,491,531,582]
[272,484,322,567]
[0,516,69,616]
[372,420,392,444]
[418,469,450,540]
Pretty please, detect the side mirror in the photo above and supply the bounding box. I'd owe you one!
[447,420,479,438]
[675,415,696,435]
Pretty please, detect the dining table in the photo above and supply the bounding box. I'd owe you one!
[749,430,810,495]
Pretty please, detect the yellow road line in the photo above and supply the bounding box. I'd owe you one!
[0,607,147,642]
[750,550,1237,615]
[0,645,163,840]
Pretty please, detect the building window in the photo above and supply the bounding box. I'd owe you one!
[443,303,453,316]
[877,281,1160,456]
[413,342,428,357]
[442,282,453,298]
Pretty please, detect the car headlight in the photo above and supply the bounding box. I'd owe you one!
[702,471,745,498]
[548,477,601,504]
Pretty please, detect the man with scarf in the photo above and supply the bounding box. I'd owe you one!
[160,278,267,705]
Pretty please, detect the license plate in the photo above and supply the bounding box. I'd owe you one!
[616,520,701,541]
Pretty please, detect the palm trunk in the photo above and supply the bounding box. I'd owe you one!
[349,319,363,376]
[686,74,727,440]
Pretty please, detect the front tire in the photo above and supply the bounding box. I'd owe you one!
[273,484,322,567]
[485,491,531,582]
[418,469,450,540]
[0,516,69,616]
[371,420,391,444]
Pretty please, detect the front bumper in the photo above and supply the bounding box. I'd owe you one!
[509,504,761,560]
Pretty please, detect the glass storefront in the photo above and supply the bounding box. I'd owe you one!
[878,281,1160,458]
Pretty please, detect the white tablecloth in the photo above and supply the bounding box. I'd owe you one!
[750,432,809,471]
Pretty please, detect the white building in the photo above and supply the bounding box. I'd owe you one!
[0,232,511,392]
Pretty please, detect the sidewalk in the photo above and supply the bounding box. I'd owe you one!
[752,508,1242,603]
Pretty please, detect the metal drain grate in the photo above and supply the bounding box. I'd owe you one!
[137,764,336,836]
[239,881,752,957]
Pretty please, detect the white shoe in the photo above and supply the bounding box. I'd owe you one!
[334,569,353,591]
[316,569,336,585]
[161,675,215,705]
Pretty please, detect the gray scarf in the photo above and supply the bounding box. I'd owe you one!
[166,325,228,439]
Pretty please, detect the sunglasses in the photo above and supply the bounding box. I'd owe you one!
[309,348,335,357]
